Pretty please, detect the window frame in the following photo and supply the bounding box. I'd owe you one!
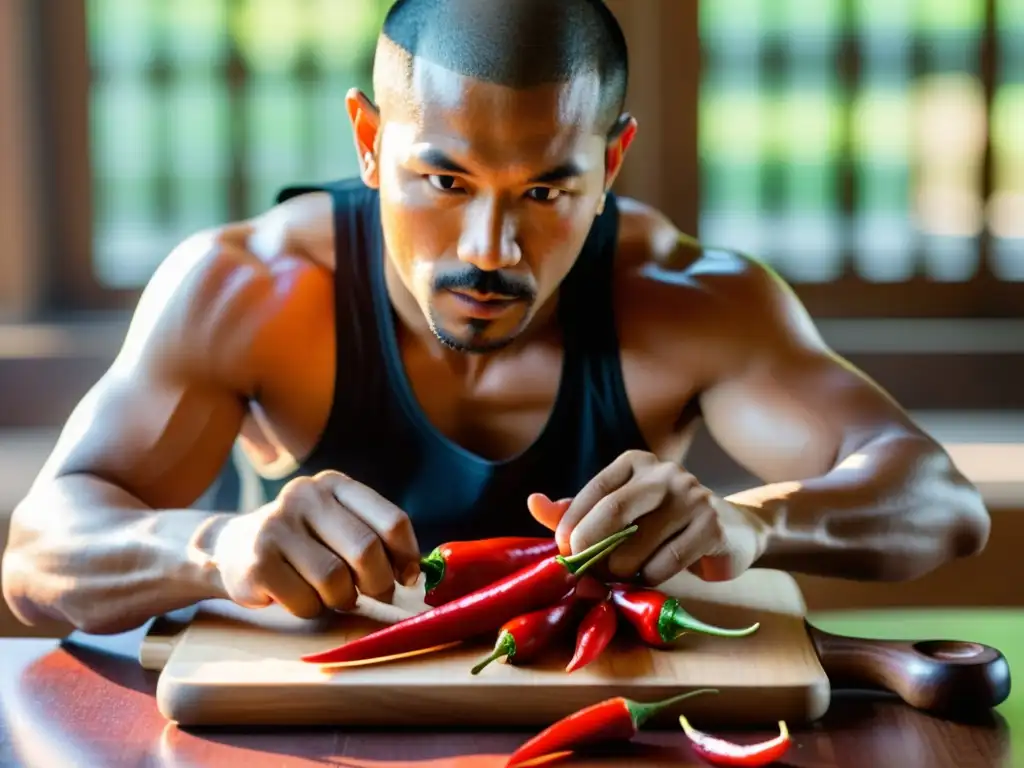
[26,1,138,313]
[2,0,1023,432]
[14,0,1024,318]
[0,0,43,319]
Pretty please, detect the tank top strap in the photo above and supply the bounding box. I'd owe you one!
[557,191,649,452]
[273,179,392,465]
[557,192,620,345]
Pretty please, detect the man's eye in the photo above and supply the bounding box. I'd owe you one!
[526,187,562,203]
[427,175,464,192]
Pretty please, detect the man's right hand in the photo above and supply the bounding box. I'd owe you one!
[211,471,421,619]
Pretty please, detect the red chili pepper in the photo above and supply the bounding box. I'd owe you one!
[505,688,718,768]
[572,574,610,602]
[565,598,618,673]
[609,583,760,648]
[421,537,560,607]
[300,526,637,665]
[679,717,791,766]
[470,587,582,675]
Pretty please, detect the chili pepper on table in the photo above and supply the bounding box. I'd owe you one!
[504,688,718,768]
[565,597,618,673]
[679,717,791,766]
[421,537,560,607]
[470,587,582,675]
[300,526,638,665]
[609,583,760,648]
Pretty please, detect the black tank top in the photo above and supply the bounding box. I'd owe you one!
[251,177,650,552]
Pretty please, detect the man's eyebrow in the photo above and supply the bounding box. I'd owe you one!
[412,147,469,175]
[411,148,586,184]
[528,160,586,185]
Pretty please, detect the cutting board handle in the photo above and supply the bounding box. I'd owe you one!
[807,621,1011,716]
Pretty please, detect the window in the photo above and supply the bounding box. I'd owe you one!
[87,0,387,290]
[698,0,1024,316]
[25,0,1024,317]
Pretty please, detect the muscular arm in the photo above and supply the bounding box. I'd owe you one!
[1,228,280,634]
[696,256,990,581]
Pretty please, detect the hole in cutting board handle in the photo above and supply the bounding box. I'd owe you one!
[912,640,989,661]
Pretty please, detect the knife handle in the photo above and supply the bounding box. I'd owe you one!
[807,621,1011,716]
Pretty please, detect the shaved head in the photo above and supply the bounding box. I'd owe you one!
[374,0,629,135]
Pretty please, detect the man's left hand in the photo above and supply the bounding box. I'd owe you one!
[528,450,772,585]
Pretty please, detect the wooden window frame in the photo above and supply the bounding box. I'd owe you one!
[19,0,1024,318]
[1,0,1022,431]
[26,1,138,313]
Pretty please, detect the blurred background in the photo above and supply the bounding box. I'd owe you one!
[0,1,1022,627]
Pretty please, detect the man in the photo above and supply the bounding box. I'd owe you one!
[2,0,989,636]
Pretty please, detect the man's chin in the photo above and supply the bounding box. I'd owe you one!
[433,327,519,354]
[428,308,530,354]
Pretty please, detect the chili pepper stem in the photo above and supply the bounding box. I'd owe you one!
[557,525,639,575]
[659,598,760,641]
[626,688,719,728]
[471,630,517,675]
[419,551,446,592]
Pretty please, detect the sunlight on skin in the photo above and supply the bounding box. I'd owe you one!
[834,452,869,471]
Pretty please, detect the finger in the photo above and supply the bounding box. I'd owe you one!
[310,488,397,602]
[567,463,674,556]
[604,501,693,578]
[323,474,421,586]
[258,557,324,620]
[527,493,573,534]
[278,533,358,612]
[640,507,721,586]
[556,451,651,551]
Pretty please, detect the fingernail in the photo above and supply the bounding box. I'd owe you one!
[401,562,420,586]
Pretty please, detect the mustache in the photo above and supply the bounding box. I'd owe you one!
[433,266,536,301]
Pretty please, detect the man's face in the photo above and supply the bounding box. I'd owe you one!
[363,64,612,353]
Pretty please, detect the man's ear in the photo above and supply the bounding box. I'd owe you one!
[345,88,382,189]
[605,113,638,187]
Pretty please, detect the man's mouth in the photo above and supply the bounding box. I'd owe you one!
[447,289,522,319]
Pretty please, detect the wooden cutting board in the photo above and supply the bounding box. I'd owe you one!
[143,568,1010,729]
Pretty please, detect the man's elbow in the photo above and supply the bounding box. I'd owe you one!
[882,461,991,582]
[949,484,991,560]
[1,550,71,635]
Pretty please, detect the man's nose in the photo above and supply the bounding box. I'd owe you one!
[456,195,522,271]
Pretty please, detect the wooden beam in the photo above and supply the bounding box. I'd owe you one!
[605,0,700,235]
[0,0,43,319]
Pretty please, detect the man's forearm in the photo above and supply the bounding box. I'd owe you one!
[727,431,991,581]
[1,473,231,635]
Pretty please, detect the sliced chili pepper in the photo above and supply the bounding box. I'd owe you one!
[565,597,618,673]
[470,587,582,675]
[679,717,791,766]
[421,537,560,607]
[505,688,718,768]
[300,526,637,665]
[609,583,760,648]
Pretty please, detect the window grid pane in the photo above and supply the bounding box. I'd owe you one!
[990,0,1024,279]
[87,0,385,289]
[699,0,1022,286]
[87,1,1022,291]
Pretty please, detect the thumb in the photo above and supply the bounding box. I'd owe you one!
[527,494,573,548]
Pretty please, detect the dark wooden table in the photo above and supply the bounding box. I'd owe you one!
[1,609,1019,768]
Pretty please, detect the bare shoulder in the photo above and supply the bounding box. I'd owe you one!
[613,197,828,375]
[120,191,336,393]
